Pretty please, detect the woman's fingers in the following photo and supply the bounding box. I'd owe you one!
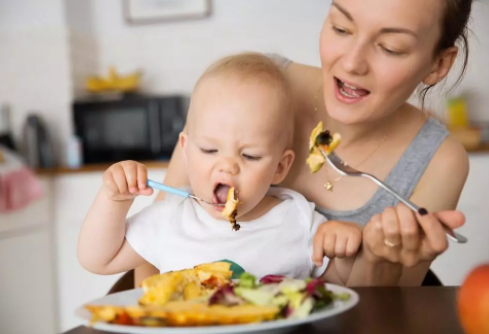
[434,210,466,229]
[397,204,420,252]
[381,207,402,247]
[417,211,448,255]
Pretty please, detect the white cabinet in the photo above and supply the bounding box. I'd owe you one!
[0,179,56,334]
[54,169,166,332]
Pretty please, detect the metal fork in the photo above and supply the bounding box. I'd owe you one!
[319,149,467,244]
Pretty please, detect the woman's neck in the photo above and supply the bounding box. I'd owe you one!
[321,104,407,149]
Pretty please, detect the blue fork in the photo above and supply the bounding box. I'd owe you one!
[146,179,224,206]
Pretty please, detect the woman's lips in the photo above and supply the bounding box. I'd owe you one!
[334,77,370,104]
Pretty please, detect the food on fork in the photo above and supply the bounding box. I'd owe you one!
[221,187,241,231]
[139,262,233,306]
[306,121,342,173]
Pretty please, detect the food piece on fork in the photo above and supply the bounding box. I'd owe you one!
[306,121,341,173]
[221,187,241,231]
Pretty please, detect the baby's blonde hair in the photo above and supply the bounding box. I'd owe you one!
[191,52,295,148]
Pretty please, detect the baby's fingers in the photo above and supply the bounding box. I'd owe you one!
[136,163,153,196]
[121,161,138,194]
[312,231,326,267]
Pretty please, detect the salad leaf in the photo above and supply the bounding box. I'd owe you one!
[208,285,244,306]
[238,272,257,288]
[234,287,275,306]
[260,275,285,284]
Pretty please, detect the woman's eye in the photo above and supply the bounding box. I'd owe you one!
[200,148,217,154]
[242,154,261,161]
[380,46,402,56]
[332,26,349,36]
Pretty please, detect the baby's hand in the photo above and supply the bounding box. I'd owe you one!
[102,160,153,201]
[312,221,362,267]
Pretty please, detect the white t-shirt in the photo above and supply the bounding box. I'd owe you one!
[125,187,329,280]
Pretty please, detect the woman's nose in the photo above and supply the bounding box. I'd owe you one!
[218,157,240,175]
[342,42,369,76]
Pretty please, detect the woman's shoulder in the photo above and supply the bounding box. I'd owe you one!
[408,107,469,210]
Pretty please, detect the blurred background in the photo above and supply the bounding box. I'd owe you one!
[0,0,488,333]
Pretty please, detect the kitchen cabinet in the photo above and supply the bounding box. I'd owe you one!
[0,179,56,334]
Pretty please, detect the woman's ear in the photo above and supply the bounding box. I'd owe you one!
[423,46,458,86]
[272,149,295,185]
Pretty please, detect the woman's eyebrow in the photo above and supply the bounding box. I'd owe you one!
[332,1,417,39]
[332,1,353,22]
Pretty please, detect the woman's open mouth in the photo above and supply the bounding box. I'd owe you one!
[334,77,370,104]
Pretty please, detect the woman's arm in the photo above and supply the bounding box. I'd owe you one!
[397,134,469,285]
[134,128,190,287]
[345,135,469,286]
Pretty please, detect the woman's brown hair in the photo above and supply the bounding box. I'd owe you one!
[419,0,473,108]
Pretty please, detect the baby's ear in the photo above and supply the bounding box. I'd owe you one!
[272,149,295,185]
[179,132,189,164]
[179,132,188,149]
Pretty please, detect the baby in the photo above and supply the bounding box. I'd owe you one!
[78,53,362,282]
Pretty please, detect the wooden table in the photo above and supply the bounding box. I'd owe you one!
[63,287,465,334]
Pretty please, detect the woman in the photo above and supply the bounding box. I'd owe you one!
[135,0,471,287]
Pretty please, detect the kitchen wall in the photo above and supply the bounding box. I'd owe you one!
[0,0,72,164]
[85,0,489,121]
[75,0,330,96]
[2,0,488,164]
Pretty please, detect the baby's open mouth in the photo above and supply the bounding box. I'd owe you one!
[213,183,233,204]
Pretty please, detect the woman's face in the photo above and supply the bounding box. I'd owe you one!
[319,0,449,124]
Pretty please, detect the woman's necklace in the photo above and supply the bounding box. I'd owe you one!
[314,85,388,192]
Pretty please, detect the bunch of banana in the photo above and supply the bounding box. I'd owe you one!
[86,67,142,93]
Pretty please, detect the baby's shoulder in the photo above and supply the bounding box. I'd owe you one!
[266,187,319,220]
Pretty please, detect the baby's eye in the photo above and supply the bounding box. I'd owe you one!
[242,154,261,161]
[200,148,217,154]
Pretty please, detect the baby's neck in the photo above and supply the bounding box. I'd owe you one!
[237,195,282,222]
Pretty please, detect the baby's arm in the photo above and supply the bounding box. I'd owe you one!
[77,161,154,275]
[312,220,362,285]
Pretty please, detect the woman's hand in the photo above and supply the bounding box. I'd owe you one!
[362,203,465,267]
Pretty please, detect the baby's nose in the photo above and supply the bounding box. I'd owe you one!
[218,158,240,175]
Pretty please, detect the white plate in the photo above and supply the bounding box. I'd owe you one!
[75,284,359,334]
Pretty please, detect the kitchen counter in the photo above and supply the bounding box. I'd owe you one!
[33,143,489,176]
[35,160,169,176]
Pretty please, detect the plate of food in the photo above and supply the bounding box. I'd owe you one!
[75,262,359,334]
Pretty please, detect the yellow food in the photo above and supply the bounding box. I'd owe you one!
[86,301,279,327]
[221,187,240,231]
[86,67,141,93]
[306,121,341,173]
[139,262,232,306]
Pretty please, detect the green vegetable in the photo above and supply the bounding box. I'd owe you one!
[238,272,257,288]
[234,287,275,306]
[334,292,351,301]
[290,297,314,319]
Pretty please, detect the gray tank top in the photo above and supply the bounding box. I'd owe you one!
[267,53,449,226]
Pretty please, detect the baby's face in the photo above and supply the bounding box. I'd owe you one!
[180,75,294,221]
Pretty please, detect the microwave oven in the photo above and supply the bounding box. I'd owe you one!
[73,94,187,164]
